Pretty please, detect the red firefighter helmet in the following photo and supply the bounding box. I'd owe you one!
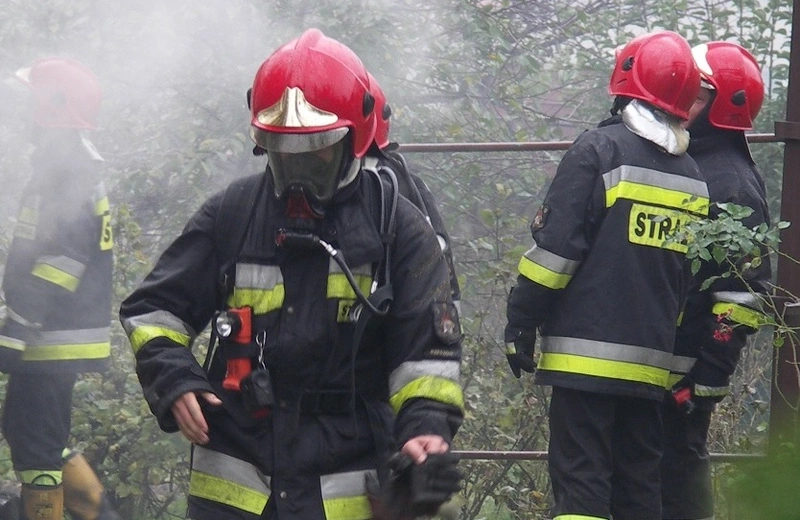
[15,57,101,130]
[249,28,376,158]
[608,31,700,120]
[691,41,764,130]
[368,72,393,149]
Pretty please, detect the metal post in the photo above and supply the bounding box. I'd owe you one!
[770,0,800,451]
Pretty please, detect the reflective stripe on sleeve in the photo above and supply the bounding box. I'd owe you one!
[189,446,270,515]
[389,360,463,413]
[31,255,87,292]
[321,469,376,520]
[122,310,194,354]
[711,302,766,329]
[517,243,579,289]
[694,383,729,398]
[0,335,25,352]
[603,165,709,214]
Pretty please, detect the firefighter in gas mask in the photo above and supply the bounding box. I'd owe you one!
[120,28,464,520]
[0,58,120,520]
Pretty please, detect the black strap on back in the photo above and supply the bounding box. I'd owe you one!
[215,173,268,303]
[205,173,267,372]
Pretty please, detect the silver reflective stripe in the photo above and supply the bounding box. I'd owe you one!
[7,307,39,328]
[36,327,109,345]
[712,290,764,310]
[389,360,460,396]
[669,355,697,374]
[694,383,728,397]
[603,164,708,199]
[329,258,372,276]
[541,336,672,369]
[320,469,376,500]
[35,255,86,279]
[236,264,283,289]
[192,446,271,494]
[522,242,580,276]
[121,310,195,339]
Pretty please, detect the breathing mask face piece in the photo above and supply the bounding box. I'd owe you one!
[268,138,347,218]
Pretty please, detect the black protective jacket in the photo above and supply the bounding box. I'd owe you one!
[365,147,461,308]
[120,171,463,518]
[670,131,771,406]
[507,116,708,401]
[0,137,113,373]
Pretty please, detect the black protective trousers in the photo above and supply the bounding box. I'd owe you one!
[548,386,663,520]
[1,372,77,477]
[660,402,714,520]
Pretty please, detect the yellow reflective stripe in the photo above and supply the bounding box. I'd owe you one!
[228,286,285,314]
[667,373,683,387]
[18,470,62,485]
[0,336,26,352]
[694,383,728,397]
[327,273,372,300]
[628,203,696,253]
[130,325,190,354]
[323,495,372,520]
[95,196,110,215]
[711,302,765,329]
[31,264,80,291]
[18,205,37,225]
[22,342,110,361]
[537,352,669,387]
[606,181,709,214]
[389,375,465,413]
[518,256,571,289]
[189,471,268,515]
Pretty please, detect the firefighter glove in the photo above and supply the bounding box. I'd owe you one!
[504,325,536,378]
[367,451,462,520]
[687,358,732,405]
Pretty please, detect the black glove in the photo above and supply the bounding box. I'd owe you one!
[504,325,536,378]
[687,358,732,406]
[366,452,462,520]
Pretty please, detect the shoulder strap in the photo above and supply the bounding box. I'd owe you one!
[214,173,267,305]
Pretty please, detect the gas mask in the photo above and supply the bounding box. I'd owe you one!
[261,130,356,222]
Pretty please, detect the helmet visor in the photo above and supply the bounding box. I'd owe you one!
[268,138,347,205]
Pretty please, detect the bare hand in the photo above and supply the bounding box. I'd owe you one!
[401,435,449,464]
[171,391,222,445]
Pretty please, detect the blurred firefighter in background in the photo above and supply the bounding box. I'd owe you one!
[505,31,707,520]
[120,28,463,520]
[362,73,462,316]
[0,58,120,520]
[661,41,771,520]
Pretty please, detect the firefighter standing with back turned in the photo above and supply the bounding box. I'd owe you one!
[0,58,120,520]
[119,29,463,520]
[661,41,772,520]
[505,31,708,520]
